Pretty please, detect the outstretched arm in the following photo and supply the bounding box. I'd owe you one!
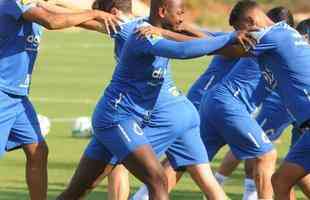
[136,24,208,42]
[35,1,115,33]
[144,32,238,59]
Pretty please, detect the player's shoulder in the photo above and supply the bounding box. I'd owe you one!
[136,19,164,46]
[251,22,287,42]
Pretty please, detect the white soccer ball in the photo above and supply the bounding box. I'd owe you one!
[37,114,51,138]
[72,117,93,138]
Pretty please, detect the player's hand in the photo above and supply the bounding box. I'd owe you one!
[135,26,164,39]
[94,10,122,35]
[235,30,257,51]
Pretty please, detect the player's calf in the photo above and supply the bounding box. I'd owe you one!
[23,141,49,200]
[272,162,305,200]
[108,165,130,200]
[253,149,277,199]
[57,155,112,200]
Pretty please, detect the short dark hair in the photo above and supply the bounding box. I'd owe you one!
[297,19,310,38]
[229,0,259,27]
[267,7,295,27]
[92,0,132,14]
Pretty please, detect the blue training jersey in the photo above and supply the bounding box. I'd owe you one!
[251,22,310,124]
[95,19,238,128]
[112,18,193,110]
[219,57,275,114]
[187,55,239,109]
[0,0,42,96]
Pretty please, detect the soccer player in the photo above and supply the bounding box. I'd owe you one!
[223,1,310,199]
[56,0,254,199]
[0,1,121,200]
[210,6,296,200]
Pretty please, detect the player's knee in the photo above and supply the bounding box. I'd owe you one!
[256,149,277,165]
[272,171,287,193]
[25,142,49,165]
[145,170,168,192]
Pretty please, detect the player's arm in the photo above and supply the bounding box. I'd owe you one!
[22,1,119,32]
[142,31,245,59]
[136,24,208,42]
[214,44,250,58]
[36,1,109,33]
[214,31,276,58]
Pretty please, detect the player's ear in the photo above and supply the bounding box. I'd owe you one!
[158,6,166,19]
[248,16,256,28]
[110,7,120,15]
[304,34,310,44]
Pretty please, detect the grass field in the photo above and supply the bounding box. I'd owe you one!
[0,30,305,199]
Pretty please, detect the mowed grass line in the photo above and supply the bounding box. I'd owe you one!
[0,30,304,199]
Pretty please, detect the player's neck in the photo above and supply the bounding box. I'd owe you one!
[149,15,163,28]
[258,15,275,28]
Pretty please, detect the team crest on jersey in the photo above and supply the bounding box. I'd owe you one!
[133,122,143,136]
[147,34,163,45]
[169,87,181,97]
[21,0,31,5]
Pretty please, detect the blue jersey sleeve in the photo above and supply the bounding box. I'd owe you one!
[200,29,227,37]
[5,0,35,20]
[141,32,237,59]
[250,30,277,56]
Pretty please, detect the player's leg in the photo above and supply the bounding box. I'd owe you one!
[166,124,226,200]
[290,125,310,197]
[10,97,48,200]
[298,175,310,198]
[215,150,241,185]
[131,158,184,200]
[108,165,130,200]
[22,142,48,200]
[56,137,114,199]
[59,118,169,200]
[272,131,310,200]
[212,102,276,199]
[242,159,257,200]
[122,145,169,200]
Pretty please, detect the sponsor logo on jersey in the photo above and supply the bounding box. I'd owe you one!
[26,35,41,51]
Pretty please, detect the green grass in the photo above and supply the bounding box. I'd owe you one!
[0,30,305,199]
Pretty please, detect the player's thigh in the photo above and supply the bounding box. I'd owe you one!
[93,118,149,163]
[199,101,226,161]
[217,110,274,160]
[285,132,310,174]
[0,116,16,156]
[0,93,28,156]
[122,144,165,186]
[9,97,44,150]
[166,125,209,170]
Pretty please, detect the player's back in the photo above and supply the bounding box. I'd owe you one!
[252,22,310,123]
[113,17,143,62]
[0,0,42,96]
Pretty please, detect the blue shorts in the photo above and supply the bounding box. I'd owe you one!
[200,90,274,161]
[291,125,303,147]
[85,99,209,169]
[256,93,294,141]
[285,131,310,173]
[0,91,43,156]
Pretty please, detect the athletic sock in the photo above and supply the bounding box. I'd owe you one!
[214,172,229,186]
[242,178,258,200]
[130,185,149,200]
